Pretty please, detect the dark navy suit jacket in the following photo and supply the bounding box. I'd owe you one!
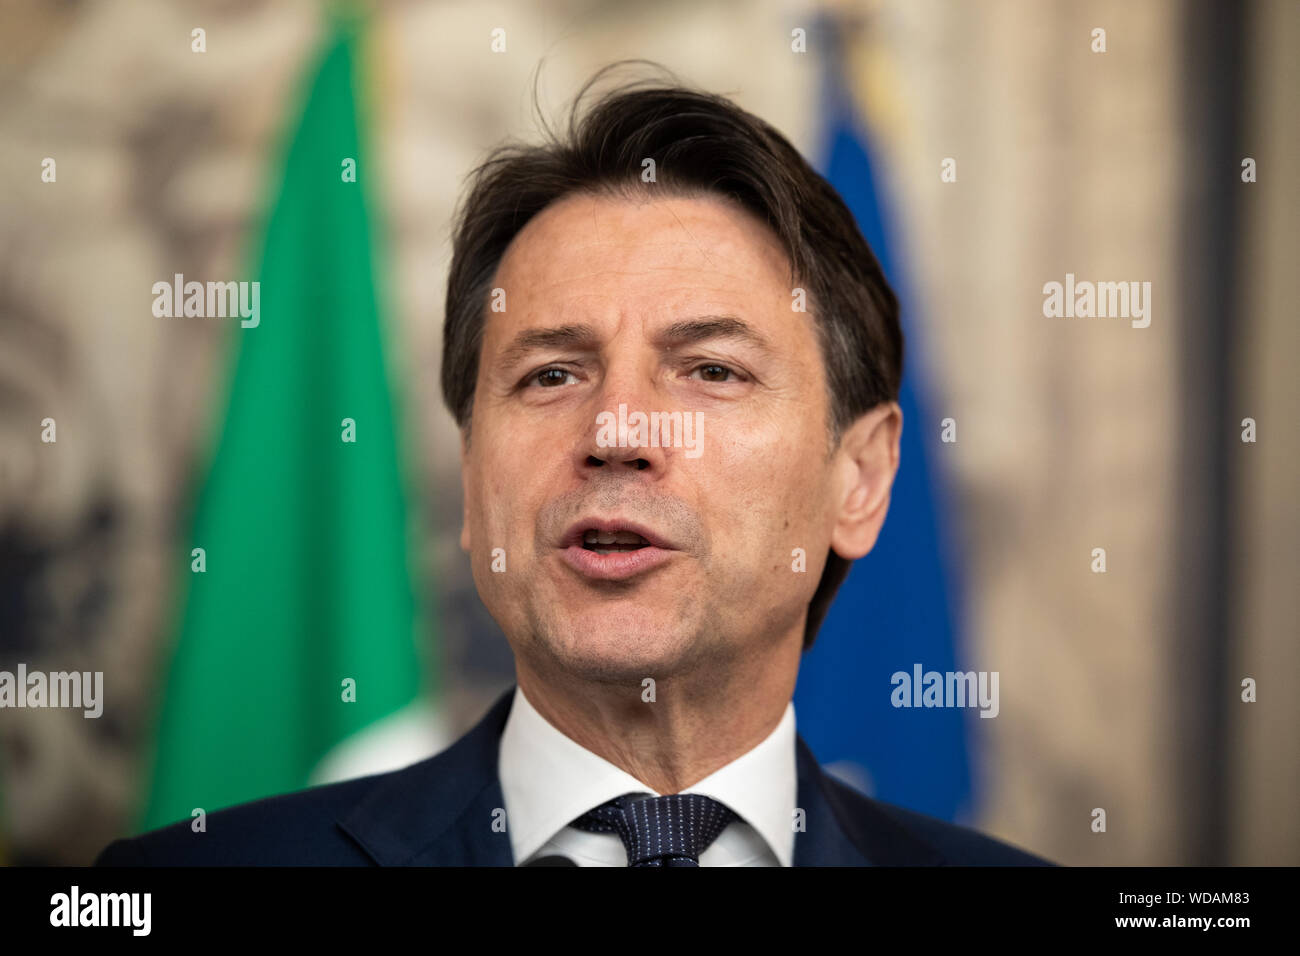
[96,686,1051,866]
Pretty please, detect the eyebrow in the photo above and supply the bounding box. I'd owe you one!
[658,315,775,355]
[498,324,600,368]
[496,314,774,369]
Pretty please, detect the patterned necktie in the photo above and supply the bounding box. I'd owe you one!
[570,792,739,866]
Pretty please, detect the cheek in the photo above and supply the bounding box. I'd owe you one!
[470,442,555,554]
[464,457,529,605]
[703,425,825,554]
[463,449,510,546]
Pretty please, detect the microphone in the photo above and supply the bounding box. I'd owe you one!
[523,855,579,867]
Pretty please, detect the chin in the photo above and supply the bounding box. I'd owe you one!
[537,602,704,683]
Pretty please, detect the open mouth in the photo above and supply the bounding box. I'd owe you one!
[560,519,675,581]
[581,529,651,554]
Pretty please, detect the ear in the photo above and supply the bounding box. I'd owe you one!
[829,401,902,560]
[459,429,473,553]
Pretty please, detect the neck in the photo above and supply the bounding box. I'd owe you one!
[514,630,802,794]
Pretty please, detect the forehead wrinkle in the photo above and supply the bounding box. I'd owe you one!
[510,260,772,310]
[489,196,798,366]
[505,195,780,285]
[660,199,719,273]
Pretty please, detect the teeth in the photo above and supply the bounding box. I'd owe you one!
[582,529,649,545]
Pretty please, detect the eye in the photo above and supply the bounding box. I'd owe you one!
[691,363,738,383]
[532,367,577,387]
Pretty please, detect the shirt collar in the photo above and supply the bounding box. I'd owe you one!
[498,684,797,866]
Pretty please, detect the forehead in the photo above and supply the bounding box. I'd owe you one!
[489,191,793,322]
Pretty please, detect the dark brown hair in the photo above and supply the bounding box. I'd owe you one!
[442,63,903,649]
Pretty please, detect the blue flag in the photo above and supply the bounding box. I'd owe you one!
[793,62,974,823]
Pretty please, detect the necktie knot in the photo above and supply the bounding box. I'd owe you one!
[571,792,738,866]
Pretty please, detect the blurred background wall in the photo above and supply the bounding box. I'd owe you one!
[0,0,1294,865]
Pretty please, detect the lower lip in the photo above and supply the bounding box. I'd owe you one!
[561,545,676,581]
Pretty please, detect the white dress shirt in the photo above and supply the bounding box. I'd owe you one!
[498,685,797,866]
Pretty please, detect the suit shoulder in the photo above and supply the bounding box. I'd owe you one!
[823,776,1054,866]
[95,765,413,866]
[96,691,515,867]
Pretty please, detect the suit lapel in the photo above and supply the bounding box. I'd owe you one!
[339,686,944,866]
[337,688,517,866]
[794,733,945,866]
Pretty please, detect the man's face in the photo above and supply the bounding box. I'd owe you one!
[460,191,840,683]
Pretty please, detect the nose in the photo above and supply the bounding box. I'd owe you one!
[586,440,655,472]
[578,404,668,476]
[575,369,669,479]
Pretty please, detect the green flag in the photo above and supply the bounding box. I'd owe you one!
[140,12,427,831]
